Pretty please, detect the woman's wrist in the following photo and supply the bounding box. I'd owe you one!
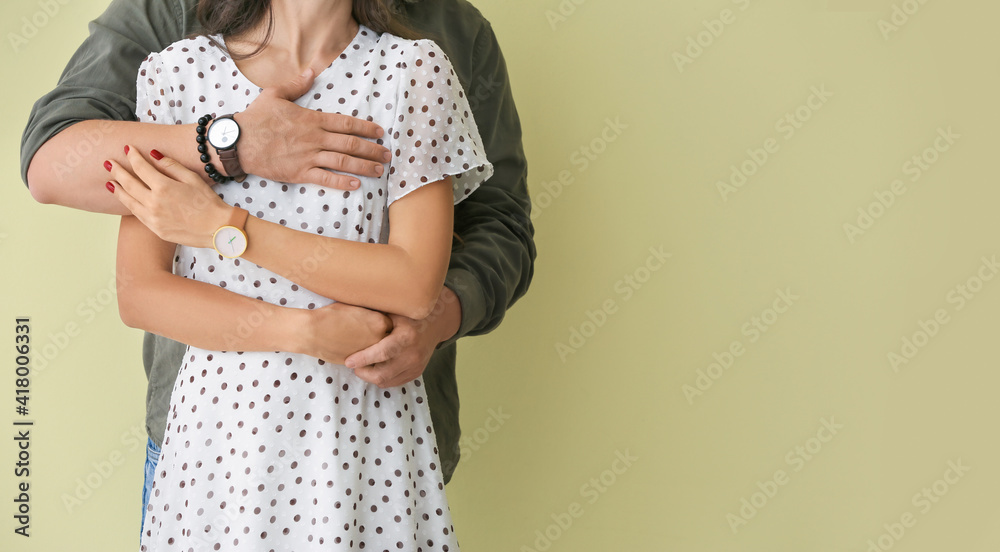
[204,203,241,249]
[273,306,313,356]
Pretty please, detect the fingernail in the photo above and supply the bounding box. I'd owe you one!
[375,165,384,176]
[124,145,130,154]
[150,149,164,160]
[351,180,360,188]
[106,182,115,193]
[104,160,112,172]
[382,151,391,162]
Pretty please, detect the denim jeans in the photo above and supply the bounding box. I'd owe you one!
[141,437,161,536]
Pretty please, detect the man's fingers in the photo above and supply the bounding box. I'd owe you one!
[269,67,317,101]
[353,361,421,389]
[314,151,384,179]
[351,365,383,387]
[352,363,405,389]
[317,111,385,141]
[302,167,361,191]
[344,340,392,370]
[320,132,391,163]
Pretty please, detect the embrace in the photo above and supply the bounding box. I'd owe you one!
[21,0,535,549]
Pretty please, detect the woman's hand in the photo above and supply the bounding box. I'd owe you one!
[295,302,394,366]
[105,145,233,248]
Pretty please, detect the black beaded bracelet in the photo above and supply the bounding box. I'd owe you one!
[196,114,231,183]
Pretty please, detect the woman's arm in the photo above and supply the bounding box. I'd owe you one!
[109,147,455,321]
[240,178,455,321]
[115,214,392,363]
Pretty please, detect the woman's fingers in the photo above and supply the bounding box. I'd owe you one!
[148,148,207,185]
[107,179,145,218]
[126,145,202,188]
[113,144,233,247]
[105,156,151,205]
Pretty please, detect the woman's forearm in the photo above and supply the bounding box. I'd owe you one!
[243,215,435,319]
[27,120,217,213]
[118,267,307,354]
[119,268,393,364]
[239,180,454,320]
[116,213,392,363]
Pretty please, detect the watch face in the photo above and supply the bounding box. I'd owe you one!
[213,226,247,258]
[207,117,240,149]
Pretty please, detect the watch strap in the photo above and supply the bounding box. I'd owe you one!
[209,113,247,182]
[219,148,247,182]
[226,206,250,232]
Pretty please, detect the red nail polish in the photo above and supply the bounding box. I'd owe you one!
[104,160,112,172]
[124,145,130,154]
[106,182,115,193]
[150,149,164,160]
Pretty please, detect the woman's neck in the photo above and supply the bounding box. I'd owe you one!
[232,0,358,76]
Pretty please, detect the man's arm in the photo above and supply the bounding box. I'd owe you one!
[21,0,389,214]
[343,8,537,379]
[436,19,536,347]
[21,0,186,209]
[29,121,198,213]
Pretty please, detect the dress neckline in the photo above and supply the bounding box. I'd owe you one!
[213,25,369,93]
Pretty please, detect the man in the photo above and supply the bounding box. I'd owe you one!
[20,0,534,513]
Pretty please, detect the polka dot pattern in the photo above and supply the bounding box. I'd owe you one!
[384,40,493,206]
[134,26,477,551]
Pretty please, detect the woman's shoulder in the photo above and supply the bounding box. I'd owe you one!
[366,32,459,90]
[141,35,223,69]
[372,31,448,62]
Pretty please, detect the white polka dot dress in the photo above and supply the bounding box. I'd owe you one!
[134,26,492,551]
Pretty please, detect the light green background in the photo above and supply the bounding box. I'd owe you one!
[3,0,1000,550]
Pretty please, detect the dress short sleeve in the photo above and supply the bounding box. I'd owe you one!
[387,39,494,208]
[135,51,178,125]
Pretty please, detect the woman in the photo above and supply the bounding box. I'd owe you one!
[107,0,492,549]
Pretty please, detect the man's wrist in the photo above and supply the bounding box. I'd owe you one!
[432,285,463,350]
[437,268,486,350]
[175,122,225,184]
[229,112,255,176]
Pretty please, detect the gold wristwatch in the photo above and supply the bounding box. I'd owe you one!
[212,207,250,259]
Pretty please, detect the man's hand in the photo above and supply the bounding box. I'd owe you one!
[236,68,393,190]
[107,146,232,248]
[296,302,394,366]
[346,287,463,388]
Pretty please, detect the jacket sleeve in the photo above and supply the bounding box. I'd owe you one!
[19,0,192,185]
[437,20,536,348]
